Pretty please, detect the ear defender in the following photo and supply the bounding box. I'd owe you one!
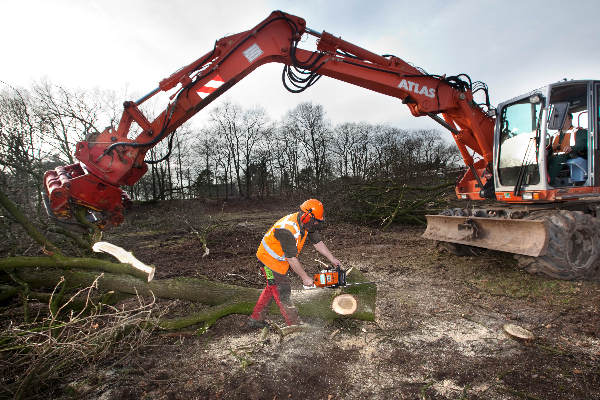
[301,209,313,224]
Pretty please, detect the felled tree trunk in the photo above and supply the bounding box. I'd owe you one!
[1,189,375,330]
[11,263,376,329]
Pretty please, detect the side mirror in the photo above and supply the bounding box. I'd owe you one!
[547,102,569,130]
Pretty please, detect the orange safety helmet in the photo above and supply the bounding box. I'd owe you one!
[300,199,324,223]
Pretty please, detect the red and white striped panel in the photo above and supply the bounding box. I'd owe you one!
[196,75,225,99]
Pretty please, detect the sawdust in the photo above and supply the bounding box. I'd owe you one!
[401,318,510,357]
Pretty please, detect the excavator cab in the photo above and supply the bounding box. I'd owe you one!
[493,80,597,196]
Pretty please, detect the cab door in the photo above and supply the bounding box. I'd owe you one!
[593,82,600,186]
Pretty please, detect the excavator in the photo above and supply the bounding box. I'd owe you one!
[43,11,600,280]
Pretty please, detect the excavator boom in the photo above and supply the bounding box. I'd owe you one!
[43,10,496,227]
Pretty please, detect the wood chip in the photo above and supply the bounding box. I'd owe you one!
[503,323,535,341]
[278,325,306,336]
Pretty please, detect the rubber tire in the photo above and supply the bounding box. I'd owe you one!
[515,210,600,280]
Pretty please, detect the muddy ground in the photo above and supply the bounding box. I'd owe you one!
[56,199,600,399]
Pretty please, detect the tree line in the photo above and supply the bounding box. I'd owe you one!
[0,82,461,217]
[130,101,461,202]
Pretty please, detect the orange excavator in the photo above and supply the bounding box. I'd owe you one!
[43,11,600,279]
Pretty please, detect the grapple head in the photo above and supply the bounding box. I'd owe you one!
[43,163,127,228]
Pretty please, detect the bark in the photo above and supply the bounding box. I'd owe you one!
[12,263,376,329]
[0,284,19,302]
[0,256,152,281]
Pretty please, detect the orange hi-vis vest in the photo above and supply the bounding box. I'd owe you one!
[256,212,308,275]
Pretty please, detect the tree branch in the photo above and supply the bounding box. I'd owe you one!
[0,187,63,256]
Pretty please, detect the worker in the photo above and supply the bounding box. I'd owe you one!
[547,112,587,185]
[248,199,341,328]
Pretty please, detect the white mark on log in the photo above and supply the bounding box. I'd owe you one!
[92,241,155,282]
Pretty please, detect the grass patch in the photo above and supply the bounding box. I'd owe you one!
[471,272,579,304]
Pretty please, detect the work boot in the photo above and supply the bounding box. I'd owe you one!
[246,317,268,329]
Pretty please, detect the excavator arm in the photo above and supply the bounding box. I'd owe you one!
[43,10,495,228]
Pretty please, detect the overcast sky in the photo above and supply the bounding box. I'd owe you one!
[2,0,599,132]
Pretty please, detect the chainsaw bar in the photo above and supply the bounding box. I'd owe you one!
[342,281,378,287]
[303,281,377,290]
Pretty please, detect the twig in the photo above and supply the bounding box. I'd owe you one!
[225,273,254,284]
[3,282,159,399]
[184,219,214,257]
[48,276,66,320]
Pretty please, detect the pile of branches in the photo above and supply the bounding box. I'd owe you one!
[325,178,458,228]
[0,275,160,399]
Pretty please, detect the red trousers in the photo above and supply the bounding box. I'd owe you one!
[250,266,300,326]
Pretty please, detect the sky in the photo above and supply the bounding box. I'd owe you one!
[1,0,599,132]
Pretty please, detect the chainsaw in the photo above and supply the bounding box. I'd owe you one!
[304,265,376,289]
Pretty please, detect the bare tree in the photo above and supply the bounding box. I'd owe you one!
[30,81,117,164]
[272,123,302,193]
[0,87,46,179]
[241,107,272,198]
[332,122,372,179]
[172,127,195,199]
[208,102,270,198]
[0,86,49,233]
[331,122,354,178]
[349,123,372,180]
[209,102,243,196]
[284,102,330,191]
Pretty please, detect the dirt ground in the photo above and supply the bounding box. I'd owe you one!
[66,199,599,399]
